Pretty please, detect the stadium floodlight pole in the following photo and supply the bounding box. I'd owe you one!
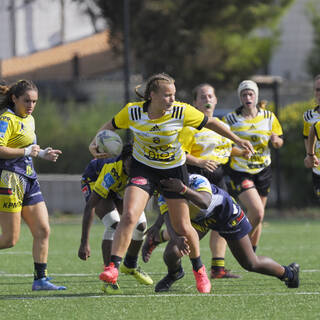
[123,0,131,142]
[251,75,283,210]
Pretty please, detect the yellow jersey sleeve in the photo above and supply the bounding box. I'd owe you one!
[183,104,206,129]
[113,103,131,129]
[314,121,320,140]
[271,114,283,136]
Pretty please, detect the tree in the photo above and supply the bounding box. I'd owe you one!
[73,0,294,95]
[306,0,320,78]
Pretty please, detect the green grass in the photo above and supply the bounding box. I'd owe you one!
[0,217,319,320]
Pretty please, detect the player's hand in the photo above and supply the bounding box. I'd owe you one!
[78,243,91,260]
[270,133,283,149]
[304,154,319,168]
[38,147,62,162]
[89,140,112,159]
[24,144,41,157]
[173,236,190,257]
[199,159,219,172]
[236,139,254,154]
[160,178,184,193]
[242,149,253,160]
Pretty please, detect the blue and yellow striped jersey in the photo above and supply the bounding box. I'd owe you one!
[112,101,207,169]
[0,109,37,178]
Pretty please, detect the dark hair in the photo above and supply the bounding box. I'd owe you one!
[120,143,133,161]
[134,73,175,101]
[0,79,38,111]
[192,83,215,102]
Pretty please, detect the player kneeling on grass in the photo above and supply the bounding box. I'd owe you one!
[78,144,153,294]
[143,174,299,292]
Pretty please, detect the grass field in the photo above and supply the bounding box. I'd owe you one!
[0,215,319,320]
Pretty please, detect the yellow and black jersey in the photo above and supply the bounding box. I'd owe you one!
[93,158,128,200]
[0,109,37,178]
[223,107,283,174]
[179,117,232,165]
[112,100,207,169]
[303,106,320,175]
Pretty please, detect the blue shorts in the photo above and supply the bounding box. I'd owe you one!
[193,210,252,241]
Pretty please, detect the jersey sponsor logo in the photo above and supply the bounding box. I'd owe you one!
[102,173,115,189]
[0,121,8,138]
[81,184,90,198]
[130,176,147,185]
[150,125,161,132]
[241,179,254,189]
[153,137,160,144]
[3,201,21,209]
[230,210,245,227]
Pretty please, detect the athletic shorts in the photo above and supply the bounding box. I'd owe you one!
[128,158,189,199]
[312,172,320,200]
[0,170,44,213]
[228,165,272,197]
[193,210,252,241]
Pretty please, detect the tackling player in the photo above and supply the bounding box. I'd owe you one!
[153,174,299,292]
[78,144,153,294]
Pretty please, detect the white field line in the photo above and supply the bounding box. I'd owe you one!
[1,291,319,301]
[0,269,319,277]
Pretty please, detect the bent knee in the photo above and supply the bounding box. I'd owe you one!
[33,225,50,240]
[0,234,19,248]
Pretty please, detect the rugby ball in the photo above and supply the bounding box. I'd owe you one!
[96,130,123,157]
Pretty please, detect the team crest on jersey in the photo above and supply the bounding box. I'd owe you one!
[81,185,90,198]
[153,137,160,144]
[130,176,147,185]
[229,210,245,227]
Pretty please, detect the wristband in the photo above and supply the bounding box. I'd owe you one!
[24,145,33,156]
[179,185,188,195]
[307,153,315,157]
[38,149,46,159]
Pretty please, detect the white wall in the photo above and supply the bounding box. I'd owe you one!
[0,0,105,59]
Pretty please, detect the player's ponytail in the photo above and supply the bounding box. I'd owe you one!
[0,79,38,111]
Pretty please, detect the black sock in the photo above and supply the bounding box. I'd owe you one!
[110,255,122,269]
[279,265,294,281]
[190,257,203,272]
[124,254,138,269]
[34,263,47,280]
[252,245,257,252]
[168,266,183,277]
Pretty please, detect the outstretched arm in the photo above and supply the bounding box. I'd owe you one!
[78,192,101,260]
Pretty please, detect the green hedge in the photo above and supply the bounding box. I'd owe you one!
[32,97,127,174]
[276,99,317,207]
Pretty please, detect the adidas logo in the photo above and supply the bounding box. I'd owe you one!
[249,124,256,130]
[150,125,161,132]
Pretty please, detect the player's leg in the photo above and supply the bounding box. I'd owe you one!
[209,230,240,279]
[120,211,153,285]
[0,212,21,249]
[227,235,299,288]
[22,201,66,290]
[155,240,185,292]
[166,198,210,293]
[99,185,150,285]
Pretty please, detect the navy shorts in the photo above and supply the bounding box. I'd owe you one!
[193,210,252,241]
[128,158,189,199]
[23,178,44,206]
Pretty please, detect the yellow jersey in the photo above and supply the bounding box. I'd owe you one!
[93,158,128,199]
[179,117,232,165]
[223,107,283,174]
[112,101,207,169]
[0,109,37,178]
[303,106,320,175]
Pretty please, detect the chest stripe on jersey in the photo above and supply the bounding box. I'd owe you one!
[226,113,237,125]
[304,110,313,121]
